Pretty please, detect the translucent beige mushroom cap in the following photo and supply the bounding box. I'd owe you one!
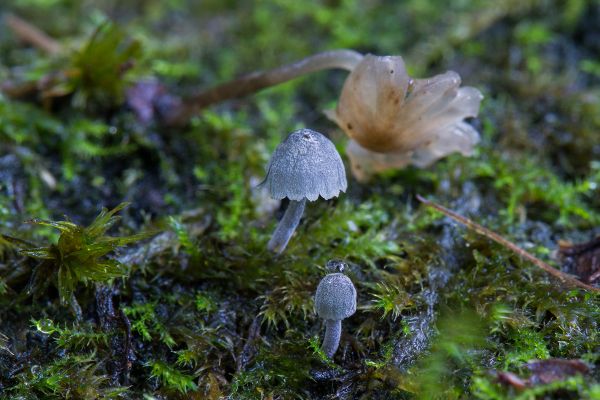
[325,54,483,181]
[264,129,347,201]
[314,273,357,321]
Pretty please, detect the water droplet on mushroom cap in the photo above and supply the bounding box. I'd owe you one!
[315,273,357,320]
[264,129,347,202]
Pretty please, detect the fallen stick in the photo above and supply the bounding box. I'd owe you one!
[160,50,363,125]
[416,195,600,293]
[5,13,62,55]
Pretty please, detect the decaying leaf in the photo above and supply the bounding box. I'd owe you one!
[525,359,590,385]
[497,359,590,389]
[558,236,600,284]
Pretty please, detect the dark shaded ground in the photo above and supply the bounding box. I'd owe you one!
[0,1,599,399]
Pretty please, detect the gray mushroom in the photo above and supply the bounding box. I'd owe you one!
[264,128,347,253]
[314,268,356,358]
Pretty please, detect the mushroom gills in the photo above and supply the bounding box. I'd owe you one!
[267,199,306,254]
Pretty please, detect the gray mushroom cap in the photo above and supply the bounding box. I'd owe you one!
[264,129,347,201]
[315,273,357,320]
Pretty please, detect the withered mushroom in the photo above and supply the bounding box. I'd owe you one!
[325,54,483,181]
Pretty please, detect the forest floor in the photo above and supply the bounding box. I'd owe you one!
[0,1,599,399]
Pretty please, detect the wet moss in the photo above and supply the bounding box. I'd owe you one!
[0,0,599,399]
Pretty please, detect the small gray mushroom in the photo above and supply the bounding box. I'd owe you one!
[314,270,356,358]
[264,128,347,253]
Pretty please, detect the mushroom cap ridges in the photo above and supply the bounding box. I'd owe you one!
[315,273,357,320]
[264,129,347,201]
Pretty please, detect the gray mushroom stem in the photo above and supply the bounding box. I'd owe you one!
[267,199,306,254]
[322,319,342,358]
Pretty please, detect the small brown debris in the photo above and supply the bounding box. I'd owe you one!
[497,359,590,389]
[526,359,590,385]
[559,236,600,284]
[496,371,528,390]
[125,80,166,124]
[125,80,184,125]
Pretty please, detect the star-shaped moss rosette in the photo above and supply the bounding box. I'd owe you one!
[7,203,154,313]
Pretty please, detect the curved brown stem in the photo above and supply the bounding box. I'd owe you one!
[162,50,363,125]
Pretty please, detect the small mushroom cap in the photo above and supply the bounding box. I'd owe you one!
[315,273,357,320]
[264,129,347,201]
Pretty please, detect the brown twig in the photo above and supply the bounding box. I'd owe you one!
[4,13,62,55]
[161,49,363,125]
[416,195,600,293]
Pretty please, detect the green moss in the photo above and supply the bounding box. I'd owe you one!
[368,282,415,321]
[8,353,127,399]
[4,203,151,311]
[258,271,314,329]
[407,310,488,399]
[123,302,176,348]
[230,335,314,399]
[148,360,197,394]
[168,216,201,260]
[33,318,109,350]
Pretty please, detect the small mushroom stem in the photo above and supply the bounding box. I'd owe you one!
[267,199,306,254]
[322,319,342,358]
